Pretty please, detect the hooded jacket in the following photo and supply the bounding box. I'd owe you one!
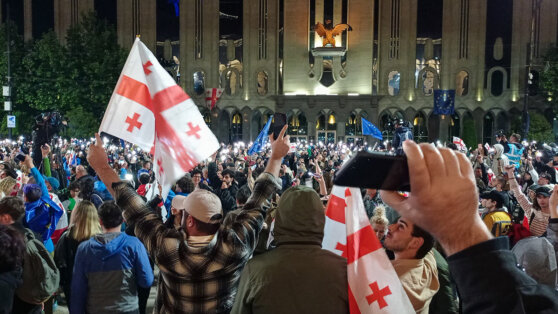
[491,144,509,176]
[231,186,349,314]
[70,232,153,314]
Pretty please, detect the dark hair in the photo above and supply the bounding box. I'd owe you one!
[185,213,220,234]
[411,224,435,259]
[176,176,195,194]
[0,224,25,272]
[191,169,202,177]
[139,173,150,185]
[23,184,42,202]
[222,169,235,179]
[69,181,80,191]
[0,197,25,221]
[98,201,123,229]
[78,177,95,200]
[236,185,251,206]
[446,143,458,151]
[511,133,521,141]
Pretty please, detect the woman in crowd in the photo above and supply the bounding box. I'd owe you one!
[370,205,389,242]
[54,201,101,306]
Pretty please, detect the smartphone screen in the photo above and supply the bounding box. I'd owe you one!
[270,113,287,141]
[333,151,410,191]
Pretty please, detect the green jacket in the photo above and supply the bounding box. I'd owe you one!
[231,186,348,314]
[429,249,459,314]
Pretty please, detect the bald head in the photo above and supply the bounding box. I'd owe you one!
[76,165,87,179]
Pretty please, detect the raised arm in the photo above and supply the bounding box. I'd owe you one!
[380,141,558,313]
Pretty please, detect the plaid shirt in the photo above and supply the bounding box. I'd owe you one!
[114,173,279,314]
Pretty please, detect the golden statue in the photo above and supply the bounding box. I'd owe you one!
[314,19,353,47]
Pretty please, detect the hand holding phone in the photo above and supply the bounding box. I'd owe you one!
[333,151,410,191]
[270,113,287,141]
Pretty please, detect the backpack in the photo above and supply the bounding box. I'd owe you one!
[507,212,535,248]
[15,229,60,304]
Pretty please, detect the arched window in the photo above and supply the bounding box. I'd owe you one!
[421,70,438,96]
[257,71,268,96]
[193,71,205,95]
[327,113,337,131]
[449,113,460,140]
[456,71,469,96]
[413,112,428,142]
[316,114,326,131]
[483,113,494,144]
[202,108,212,129]
[231,112,243,142]
[288,113,308,135]
[490,70,504,97]
[388,71,400,96]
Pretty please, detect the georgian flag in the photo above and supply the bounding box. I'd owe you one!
[452,136,467,151]
[323,186,413,313]
[205,88,224,110]
[100,38,219,198]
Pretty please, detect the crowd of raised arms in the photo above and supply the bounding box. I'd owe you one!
[0,124,558,314]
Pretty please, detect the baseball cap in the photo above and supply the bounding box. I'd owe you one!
[480,190,504,208]
[528,184,540,192]
[539,172,553,181]
[171,195,187,210]
[182,189,223,224]
[535,185,553,197]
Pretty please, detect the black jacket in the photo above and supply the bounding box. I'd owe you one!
[0,269,22,314]
[448,237,558,313]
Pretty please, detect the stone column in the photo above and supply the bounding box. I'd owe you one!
[116,0,156,51]
[23,0,32,41]
[54,0,94,43]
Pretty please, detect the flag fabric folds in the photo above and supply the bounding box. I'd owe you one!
[361,117,383,140]
[452,137,466,151]
[433,90,455,115]
[248,116,273,155]
[100,38,219,198]
[323,186,414,313]
[205,88,224,110]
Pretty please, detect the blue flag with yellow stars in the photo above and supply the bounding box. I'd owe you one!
[433,90,455,115]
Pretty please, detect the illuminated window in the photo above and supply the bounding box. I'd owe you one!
[232,112,243,142]
[193,71,205,95]
[456,71,469,96]
[388,71,400,96]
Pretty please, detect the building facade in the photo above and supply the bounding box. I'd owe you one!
[4,0,558,145]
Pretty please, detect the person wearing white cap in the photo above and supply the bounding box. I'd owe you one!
[87,126,290,314]
[163,195,187,230]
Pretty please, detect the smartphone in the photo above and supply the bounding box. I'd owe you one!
[270,113,287,141]
[333,151,410,191]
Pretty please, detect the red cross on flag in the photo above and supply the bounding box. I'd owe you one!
[452,136,467,151]
[323,186,414,313]
[100,38,219,197]
[205,88,224,110]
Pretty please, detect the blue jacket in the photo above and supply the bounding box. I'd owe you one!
[70,232,153,314]
[24,168,63,244]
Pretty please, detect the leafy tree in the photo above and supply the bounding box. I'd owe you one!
[18,31,67,111]
[462,118,477,148]
[526,111,554,143]
[0,22,35,137]
[63,12,126,120]
[541,47,558,110]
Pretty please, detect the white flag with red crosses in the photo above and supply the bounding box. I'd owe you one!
[100,38,219,197]
[323,186,414,314]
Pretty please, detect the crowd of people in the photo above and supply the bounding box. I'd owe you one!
[0,121,558,314]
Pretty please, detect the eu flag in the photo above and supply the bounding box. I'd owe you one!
[433,90,455,115]
[248,116,273,155]
[361,117,383,140]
